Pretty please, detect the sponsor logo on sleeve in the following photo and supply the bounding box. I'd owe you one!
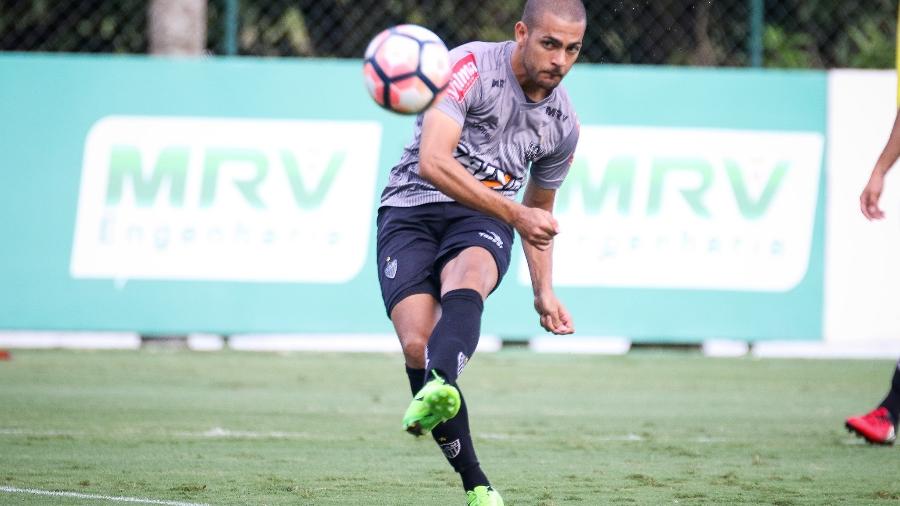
[447,53,479,102]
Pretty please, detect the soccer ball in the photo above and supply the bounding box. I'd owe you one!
[363,25,452,115]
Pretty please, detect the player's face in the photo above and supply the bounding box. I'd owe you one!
[516,15,585,91]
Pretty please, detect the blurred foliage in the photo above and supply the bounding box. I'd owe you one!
[0,0,896,68]
[0,0,147,53]
[762,0,895,68]
[764,25,817,68]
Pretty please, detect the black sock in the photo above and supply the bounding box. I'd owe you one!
[405,367,489,491]
[405,365,426,396]
[430,388,489,491]
[879,359,900,424]
[424,288,483,384]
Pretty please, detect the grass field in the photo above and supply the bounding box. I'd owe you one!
[0,348,897,505]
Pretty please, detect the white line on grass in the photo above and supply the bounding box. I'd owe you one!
[478,432,731,443]
[0,428,85,436]
[173,427,313,439]
[479,432,646,442]
[0,427,311,439]
[1,427,732,444]
[0,486,208,506]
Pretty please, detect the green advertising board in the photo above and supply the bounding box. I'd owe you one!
[0,54,826,341]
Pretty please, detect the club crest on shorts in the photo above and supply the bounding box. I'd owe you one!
[440,438,462,459]
[384,256,398,279]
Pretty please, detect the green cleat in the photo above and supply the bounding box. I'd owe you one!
[466,486,504,506]
[402,371,461,436]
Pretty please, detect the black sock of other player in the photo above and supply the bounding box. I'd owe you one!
[430,388,489,491]
[424,288,483,384]
[878,359,900,424]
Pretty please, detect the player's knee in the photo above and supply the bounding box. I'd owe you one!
[399,335,427,365]
[442,252,497,297]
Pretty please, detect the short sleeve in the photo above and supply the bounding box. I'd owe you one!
[530,123,580,190]
[433,48,482,126]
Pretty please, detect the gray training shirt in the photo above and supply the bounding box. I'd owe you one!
[379,40,580,208]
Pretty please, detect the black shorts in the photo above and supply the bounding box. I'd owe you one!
[376,202,515,317]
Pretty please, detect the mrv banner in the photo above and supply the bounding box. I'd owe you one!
[0,55,825,340]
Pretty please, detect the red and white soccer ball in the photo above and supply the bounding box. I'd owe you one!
[363,25,452,115]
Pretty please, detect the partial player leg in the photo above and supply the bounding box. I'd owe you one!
[424,208,513,503]
[393,250,497,494]
[878,359,900,422]
[431,390,491,493]
[397,247,496,436]
[423,247,496,384]
[424,203,513,386]
[393,294,490,492]
[376,204,461,433]
[401,247,494,433]
[379,205,506,501]
[418,247,498,494]
[403,364,487,485]
[391,293,441,370]
[390,294,461,435]
[845,359,900,445]
[404,367,495,498]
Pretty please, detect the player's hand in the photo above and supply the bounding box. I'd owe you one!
[534,292,574,335]
[860,170,886,220]
[512,205,558,250]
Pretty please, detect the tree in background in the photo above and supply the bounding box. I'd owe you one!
[149,0,207,55]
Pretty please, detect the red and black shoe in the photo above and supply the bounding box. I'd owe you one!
[845,406,896,445]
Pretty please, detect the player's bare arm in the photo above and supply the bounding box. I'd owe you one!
[861,108,900,220]
[418,107,559,249]
[520,181,574,335]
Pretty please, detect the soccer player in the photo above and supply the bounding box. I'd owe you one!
[845,12,900,445]
[375,0,585,503]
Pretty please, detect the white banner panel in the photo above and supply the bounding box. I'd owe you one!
[521,126,824,291]
[825,70,900,342]
[70,116,381,283]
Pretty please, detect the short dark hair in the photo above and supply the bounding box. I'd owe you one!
[521,0,586,29]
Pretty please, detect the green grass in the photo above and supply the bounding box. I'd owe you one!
[0,349,897,505]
